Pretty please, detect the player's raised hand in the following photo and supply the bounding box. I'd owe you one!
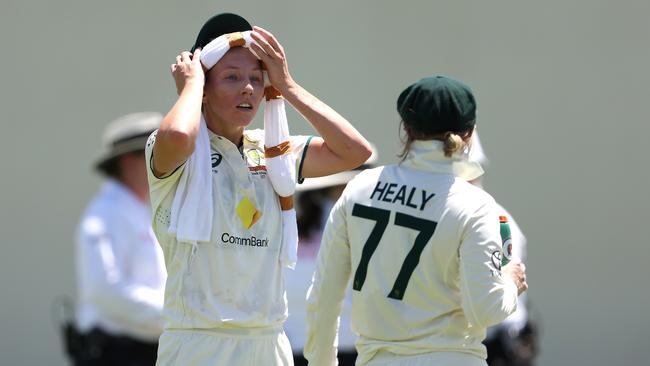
[249,26,294,93]
[502,261,528,295]
[171,48,204,95]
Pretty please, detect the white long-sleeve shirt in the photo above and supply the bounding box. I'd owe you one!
[305,141,518,365]
[284,235,357,353]
[486,205,528,337]
[145,129,310,332]
[75,180,166,341]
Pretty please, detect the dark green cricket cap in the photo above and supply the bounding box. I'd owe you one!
[191,13,252,52]
[397,75,476,134]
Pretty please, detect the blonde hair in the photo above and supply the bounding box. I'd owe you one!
[442,132,465,157]
[398,121,474,161]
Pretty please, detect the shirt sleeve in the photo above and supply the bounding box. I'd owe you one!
[506,210,527,262]
[290,135,314,183]
[145,130,186,216]
[77,214,164,337]
[304,193,352,366]
[458,198,518,329]
[492,206,529,332]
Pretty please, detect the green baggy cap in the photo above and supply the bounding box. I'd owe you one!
[397,75,476,134]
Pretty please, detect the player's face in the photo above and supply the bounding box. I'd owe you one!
[203,47,264,130]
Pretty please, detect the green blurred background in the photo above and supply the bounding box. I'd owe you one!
[1,1,649,365]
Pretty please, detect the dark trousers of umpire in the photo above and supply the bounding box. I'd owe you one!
[484,322,537,366]
[294,350,357,366]
[72,328,158,366]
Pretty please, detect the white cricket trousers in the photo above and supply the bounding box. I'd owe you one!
[156,327,294,366]
[364,350,487,366]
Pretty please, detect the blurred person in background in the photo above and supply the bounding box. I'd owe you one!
[468,135,538,366]
[304,76,528,366]
[286,148,376,366]
[72,112,166,366]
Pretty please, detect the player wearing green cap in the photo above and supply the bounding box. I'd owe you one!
[305,76,528,366]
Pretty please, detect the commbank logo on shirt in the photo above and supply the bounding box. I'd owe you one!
[221,233,269,247]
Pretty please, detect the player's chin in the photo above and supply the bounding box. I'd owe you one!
[233,110,257,126]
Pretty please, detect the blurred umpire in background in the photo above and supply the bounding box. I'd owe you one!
[70,113,166,365]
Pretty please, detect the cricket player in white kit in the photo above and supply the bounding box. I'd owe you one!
[305,76,528,366]
[146,13,372,366]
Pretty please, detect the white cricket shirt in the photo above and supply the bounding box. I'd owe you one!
[284,235,356,353]
[305,140,518,365]
[146,129,310,331]
[486,205,529,338]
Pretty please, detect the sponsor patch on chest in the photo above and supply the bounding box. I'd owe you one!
[245,148,267,177]
[220,232,269,248]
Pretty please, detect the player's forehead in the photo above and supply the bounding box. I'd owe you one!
[214,48,261,72]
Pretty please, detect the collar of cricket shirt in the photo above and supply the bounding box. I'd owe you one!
[206,129,263,160]
[403,139,484,181]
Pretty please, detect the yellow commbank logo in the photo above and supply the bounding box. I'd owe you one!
[236,197,262,229]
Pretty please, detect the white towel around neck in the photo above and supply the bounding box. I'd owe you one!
[167,31,299,269]
[167,115,213,243]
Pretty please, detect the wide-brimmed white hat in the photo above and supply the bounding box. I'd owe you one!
[94,112,162,173]
[297,144,378,191]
